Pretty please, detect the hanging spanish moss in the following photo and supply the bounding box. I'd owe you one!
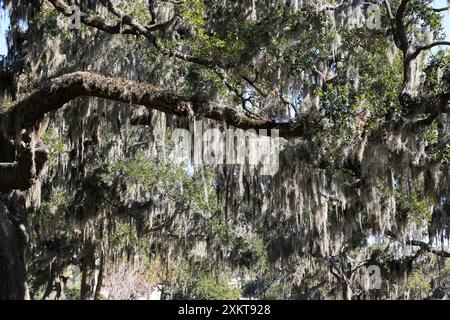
[0,0,449,300]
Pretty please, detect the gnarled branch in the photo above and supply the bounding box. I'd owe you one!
[406,240,450,258]
[1,71,313,138]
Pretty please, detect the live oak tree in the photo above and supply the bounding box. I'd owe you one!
[0,0,449,300]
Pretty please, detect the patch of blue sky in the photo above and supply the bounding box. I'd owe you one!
[0,6,9,56]
[433,0,450,40]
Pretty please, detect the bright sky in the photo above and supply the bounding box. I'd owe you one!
[0,2,448,56]
[435,0,450,40]
[0,6,9,56]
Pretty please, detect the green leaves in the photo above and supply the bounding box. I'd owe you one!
[190,277,240,300]
[423,50,450,95]
[102,150,217,214]
[406,266,432,296]
[396,188,433,224]
[42,125,67,174]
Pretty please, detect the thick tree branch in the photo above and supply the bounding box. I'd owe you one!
[0,140,48,193]
[406,240,450,258]
[98,0,152,36]
[408,41,450,62]
[391,0,449,108]
[387,231,450,259]
[395,0,411,53]
[432,6,449,13]
[0,72,312,138]
[48,0,150,36]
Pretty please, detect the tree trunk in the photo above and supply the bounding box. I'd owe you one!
[0,196,28,300]
[80,238,96,300]
[342,282,353,300]
[94,250,104,300]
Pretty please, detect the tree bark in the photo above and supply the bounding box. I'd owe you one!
[0,195,28,300]
[80,238,96,300]
[94,250,104,300]
[0,135,48,193]
[1,71,312,138]
[342,282,353,301]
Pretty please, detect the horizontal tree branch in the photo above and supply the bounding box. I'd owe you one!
[432,7,449,13]
[0,72,312,138]
[406,240,450,258]
[408,41,450,62]
[388,231,450,259]
[98,0,152,35]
